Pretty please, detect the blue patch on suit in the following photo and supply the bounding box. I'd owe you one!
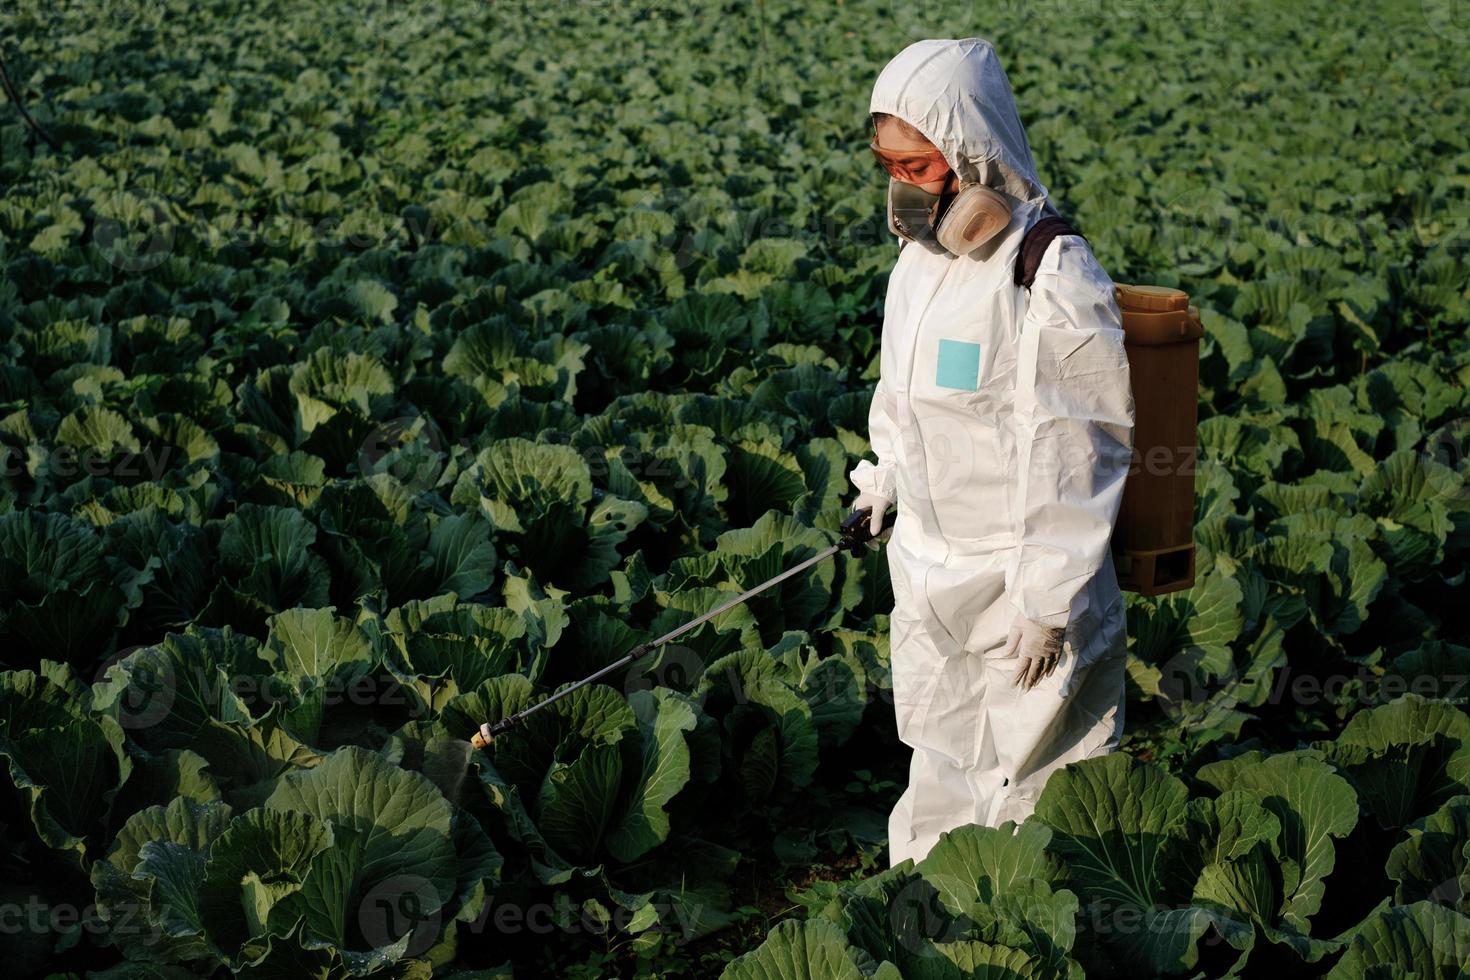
[935,339,982,390]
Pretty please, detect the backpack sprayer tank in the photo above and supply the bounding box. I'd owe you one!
[1111,283,1204,596]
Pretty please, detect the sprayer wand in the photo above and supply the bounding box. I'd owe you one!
[470,503,896,750]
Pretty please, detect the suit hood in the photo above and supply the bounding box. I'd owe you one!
[870,37,1049,207]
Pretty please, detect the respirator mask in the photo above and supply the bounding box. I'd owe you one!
[885,178,1013,257]
[869,129,1014,256]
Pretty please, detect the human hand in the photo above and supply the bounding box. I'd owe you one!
[851,492,894,550]
[1001,613,1066,690]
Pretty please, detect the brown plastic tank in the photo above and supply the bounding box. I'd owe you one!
[1112,284,1203,596]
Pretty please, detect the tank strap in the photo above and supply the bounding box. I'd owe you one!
[1014,215,1086,289]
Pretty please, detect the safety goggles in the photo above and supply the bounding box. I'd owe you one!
[869,135,952,184]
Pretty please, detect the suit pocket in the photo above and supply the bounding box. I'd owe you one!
[935,338,983,390]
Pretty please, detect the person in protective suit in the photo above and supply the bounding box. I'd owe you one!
[848,37,1136,867]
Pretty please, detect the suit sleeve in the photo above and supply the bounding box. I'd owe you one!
[1006,236,1135,627]
[849,372,900,502]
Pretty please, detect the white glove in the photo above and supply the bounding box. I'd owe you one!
[1001,613,1066,690]
[851,492,894,550]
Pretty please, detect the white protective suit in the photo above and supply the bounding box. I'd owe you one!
[850,38,1136,866]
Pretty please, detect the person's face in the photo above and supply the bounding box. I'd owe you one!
[873,117,959,196]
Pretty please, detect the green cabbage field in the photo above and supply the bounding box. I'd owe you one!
[2,0,1468,977]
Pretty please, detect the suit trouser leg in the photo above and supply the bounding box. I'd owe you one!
[888,613,1129,865]
[887,612,991,866]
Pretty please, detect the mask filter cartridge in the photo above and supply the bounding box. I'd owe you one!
[886,178,1012,256]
